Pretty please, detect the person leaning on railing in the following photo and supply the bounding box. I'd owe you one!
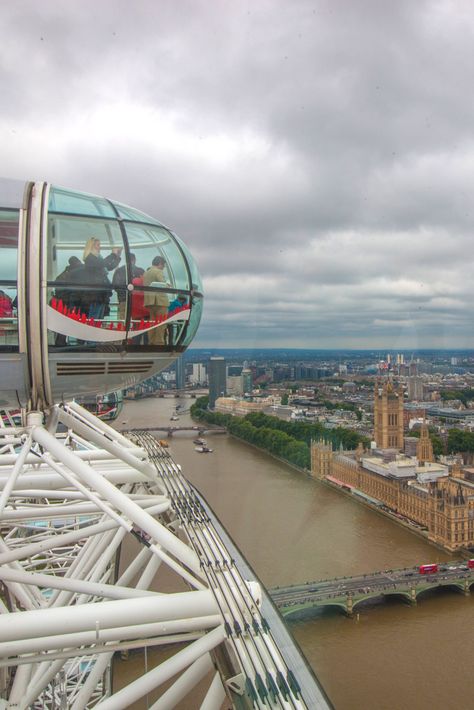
[143,256,169,345]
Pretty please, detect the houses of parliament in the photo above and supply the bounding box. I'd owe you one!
[311,380,474,551]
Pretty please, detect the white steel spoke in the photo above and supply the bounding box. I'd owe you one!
[0,404,313,709]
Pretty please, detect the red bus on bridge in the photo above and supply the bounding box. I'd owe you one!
[419,563,438,574]
[467,559,474,569]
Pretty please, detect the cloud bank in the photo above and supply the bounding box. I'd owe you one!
[1,0,474,348]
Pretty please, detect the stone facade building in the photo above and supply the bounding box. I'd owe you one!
[311,381,474,551]
[373,380,404,449]
[215,396,277,416]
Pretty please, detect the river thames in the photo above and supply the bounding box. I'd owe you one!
[115,397,474,710]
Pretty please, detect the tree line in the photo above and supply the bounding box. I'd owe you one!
[447,428,474,454]
[191,397,474,465]
[441,388,474,406]
[190,397,369,470]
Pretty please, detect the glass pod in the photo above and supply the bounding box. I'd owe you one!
[0,178,203,408]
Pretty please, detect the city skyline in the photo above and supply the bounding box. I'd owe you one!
[2,2,474,348]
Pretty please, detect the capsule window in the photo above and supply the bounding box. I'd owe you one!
[47,215,128,341]
[126,285,190,349]
[124,223,190,291]
[0,210,19,283]
[47,214,124,284]
[49,186,116,218]
[172,233,203,294]
[112,201,162,225]
[181,294,203,346]
[0,210,19,350]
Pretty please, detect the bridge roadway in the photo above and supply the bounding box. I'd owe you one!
[269,564,474,618]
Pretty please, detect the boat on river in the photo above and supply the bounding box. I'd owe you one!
[195,445,213,453]
[193,438,206,445]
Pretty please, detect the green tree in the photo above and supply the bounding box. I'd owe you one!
[191,397,366,471]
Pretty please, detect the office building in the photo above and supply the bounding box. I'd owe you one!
[174,355,186,390]
[241,368,253,394]
[226,375,243,395]
[407,376,424,402]
[209,356,226,408]
[190,363,207,386]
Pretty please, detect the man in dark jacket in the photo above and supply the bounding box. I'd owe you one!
[53,256,83,346]
[81,238,121,319]
[54,256,82,307]
[112,253,144,322]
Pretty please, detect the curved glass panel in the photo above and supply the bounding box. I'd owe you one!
[43,186,202,372]
[0,285,18,350]
[124,223,190,290]
[112,201,162,226]
[47,215,126,331]
[47,285,124,351]
[172,232,203,293]
[47,214,124,283]
[126,287,190,348]
[75,391,123,421]
[0,210,18,282]
[48,283,189,352]
[182,294,203,346]
[0,210,19,352]
[49,186,116,218]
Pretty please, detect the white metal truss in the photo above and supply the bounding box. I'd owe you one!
[0,402,309,709]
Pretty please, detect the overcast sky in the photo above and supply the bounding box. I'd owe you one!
[2,0,474,349]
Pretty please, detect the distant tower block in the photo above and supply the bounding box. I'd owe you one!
[209,356,226,408]
[417,423,434,464]
[174,354,186,389]
[241,368,253,394]
[407,376,424,401]
[374,380,404,450]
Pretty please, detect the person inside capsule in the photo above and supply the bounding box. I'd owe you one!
[80,237,122,320]
[143,255,169,345]
[112,253,144,322]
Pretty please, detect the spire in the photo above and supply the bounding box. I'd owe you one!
[416,422,434,464]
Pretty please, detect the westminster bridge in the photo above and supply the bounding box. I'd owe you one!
[269,563,474,618]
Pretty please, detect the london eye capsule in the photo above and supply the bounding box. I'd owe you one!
[0,178,203,409]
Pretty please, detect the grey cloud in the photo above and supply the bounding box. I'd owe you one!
[1,0,474,347]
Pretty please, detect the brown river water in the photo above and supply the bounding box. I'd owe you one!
[113,397,474,710]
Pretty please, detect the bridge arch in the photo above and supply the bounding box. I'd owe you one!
[415,582,467,601]
[351,590,415,609]
[279,600,349,619]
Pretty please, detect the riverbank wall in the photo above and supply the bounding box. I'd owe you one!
[207,425,458,557]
